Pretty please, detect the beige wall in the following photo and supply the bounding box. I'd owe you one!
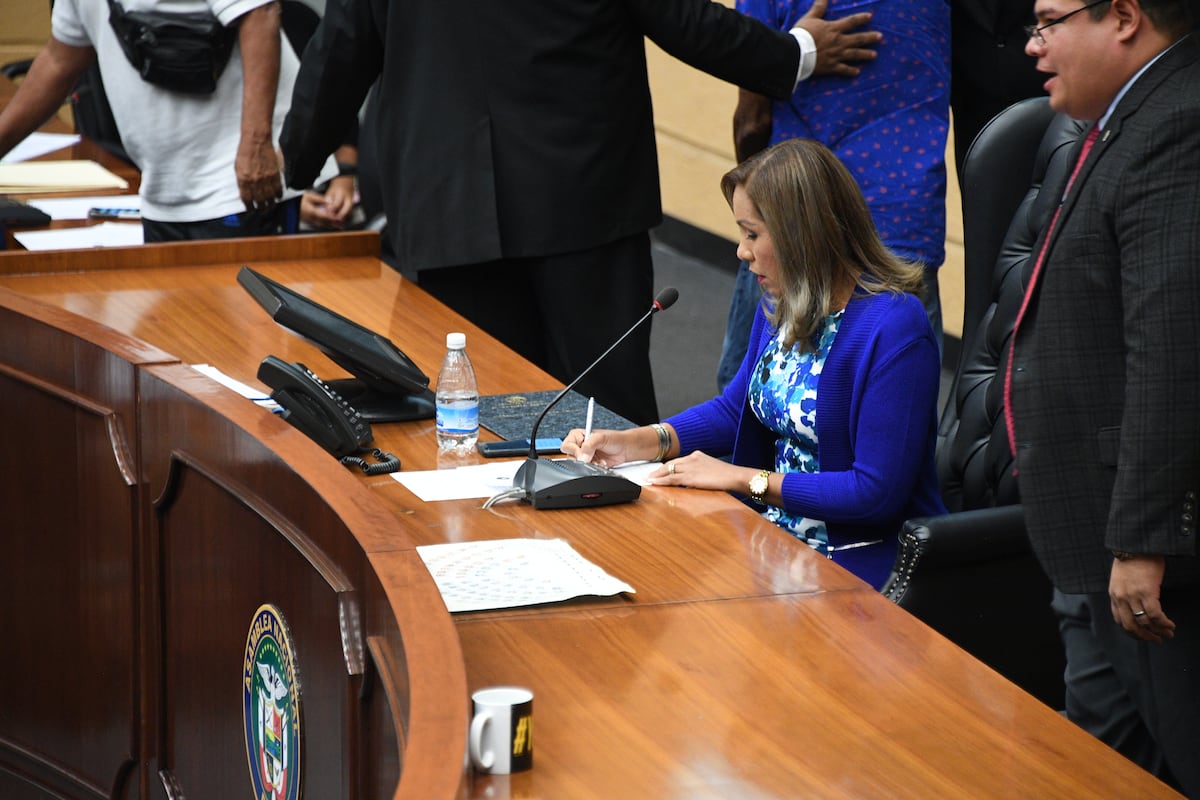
[1,3,76,127]
[0,1,51,66]
[646,38,965,340]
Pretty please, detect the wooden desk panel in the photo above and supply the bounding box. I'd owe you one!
[138,364,467,800]
[0,298,148,800]
[0,237,469,800]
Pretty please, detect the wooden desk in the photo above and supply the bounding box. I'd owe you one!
[0,234,1182,799]
[0,234,464,800]
[2,77,140,248]
[1,79,138,183]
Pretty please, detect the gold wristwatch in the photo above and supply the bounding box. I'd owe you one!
[749,470,770,505]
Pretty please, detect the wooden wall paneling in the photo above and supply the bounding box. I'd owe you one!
[0,299,168,800]
[137,364,467,799]
[362,550,470,800]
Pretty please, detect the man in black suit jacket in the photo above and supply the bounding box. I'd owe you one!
[950,0,1046,170]
[280,0,879,425]
[1007,0,1199,791]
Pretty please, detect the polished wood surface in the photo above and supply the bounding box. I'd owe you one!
[0,234,1183,798]
[458,594,1168,799]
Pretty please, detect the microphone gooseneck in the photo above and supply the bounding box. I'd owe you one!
[525,287,679,460]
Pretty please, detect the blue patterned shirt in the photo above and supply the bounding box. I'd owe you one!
[749,311,844,551]
[735,0,951,268]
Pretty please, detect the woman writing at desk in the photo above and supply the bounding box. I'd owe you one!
[563,138,946,589]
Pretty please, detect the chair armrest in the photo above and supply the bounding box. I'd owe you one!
[898,504,1029,570]
[880,504,1064,707]
[881,504,1030,603]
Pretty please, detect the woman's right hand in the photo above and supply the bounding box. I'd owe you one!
[560,428,639,467]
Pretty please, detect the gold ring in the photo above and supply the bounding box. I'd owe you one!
[667,462,676,475]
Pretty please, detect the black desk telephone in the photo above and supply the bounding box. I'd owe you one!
[258,356,400,474]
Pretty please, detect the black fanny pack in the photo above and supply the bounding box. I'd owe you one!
[107,0,236,95]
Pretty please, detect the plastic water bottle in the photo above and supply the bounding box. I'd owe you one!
[435,332,479,452]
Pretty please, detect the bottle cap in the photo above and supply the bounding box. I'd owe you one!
[446,332,467,349]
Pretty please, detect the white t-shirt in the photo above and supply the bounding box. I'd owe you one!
[53,0,336,222]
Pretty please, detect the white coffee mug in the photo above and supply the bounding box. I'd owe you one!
[469,686,533,774]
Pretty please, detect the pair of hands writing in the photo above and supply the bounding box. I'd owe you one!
[561,427,762,495]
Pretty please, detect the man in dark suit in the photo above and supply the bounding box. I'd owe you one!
[1006,0,1199,792]
[949,0,1046,171]
[279,0,879,425]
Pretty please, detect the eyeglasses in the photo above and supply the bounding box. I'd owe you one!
[1024,0,1112,45]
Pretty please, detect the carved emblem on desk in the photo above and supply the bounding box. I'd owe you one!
[242,604,302,800]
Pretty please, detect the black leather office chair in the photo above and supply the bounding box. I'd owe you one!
[881,98,1088,709]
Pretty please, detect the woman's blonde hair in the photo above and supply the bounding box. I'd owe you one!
[721,138,924,352]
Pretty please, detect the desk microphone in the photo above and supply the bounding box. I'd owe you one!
[511,287,679,509]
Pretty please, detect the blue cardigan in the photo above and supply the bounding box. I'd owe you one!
[666,291,946,587]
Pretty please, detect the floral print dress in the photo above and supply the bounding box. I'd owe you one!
[747,311,844,554]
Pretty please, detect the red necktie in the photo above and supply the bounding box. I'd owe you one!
[1004,125,1100,460]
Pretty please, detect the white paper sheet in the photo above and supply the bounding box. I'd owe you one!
[190,364,278,410]
[1,133,81,164]
[27,194,141,221]
[13,221,143,251]
[416,538,635,612]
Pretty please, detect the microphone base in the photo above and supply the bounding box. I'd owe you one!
[514,457,641,510]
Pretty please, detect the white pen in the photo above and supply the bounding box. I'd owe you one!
[584,396,595,442]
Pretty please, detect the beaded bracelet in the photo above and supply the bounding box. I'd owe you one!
[650,423,671,463]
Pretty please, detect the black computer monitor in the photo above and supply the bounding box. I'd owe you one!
[237,266,435,422]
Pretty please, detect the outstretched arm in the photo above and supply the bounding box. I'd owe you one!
[0,37,94,158]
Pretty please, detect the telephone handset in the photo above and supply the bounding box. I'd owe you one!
[258,356,400,474]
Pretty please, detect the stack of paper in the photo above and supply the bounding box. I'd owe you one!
[0,160,129,193]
